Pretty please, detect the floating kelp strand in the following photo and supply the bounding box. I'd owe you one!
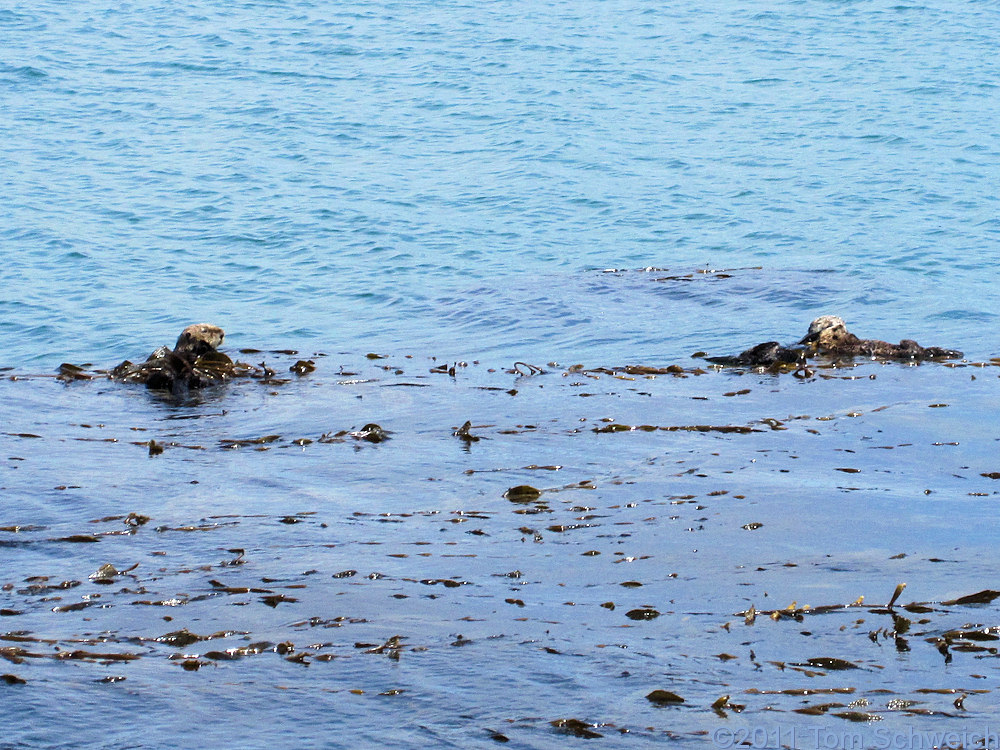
[55,649,141,663]
[645,689,685,705]
[127,439,203,452]
[89,562,139,584]
[1,644,140,663]
[260,594,298,607]
[208,580,258,594]
[203,649,245,661]
[625,608,660,621]
[0,646,36,663]
[593,423,760,434]
[50,598,106,614]
[53,535,101,543]
[550,718,603,739]
[545,523,597,533]
[508,361,548,377]
[219,434,282,449]
[407,578,468,588]
[803,657,860,670]
[943,590,1000,605]
[155,629,228,648]
[154,521,238,533]
[18,579,82,595]
[130,598,187,607]
[504,485,541,503]
[578,364,691,377]
[941,626,1000,641]
[317,423,390,443]
[834,711,883,722]
[360,635,404,658]
[56,363,93,382]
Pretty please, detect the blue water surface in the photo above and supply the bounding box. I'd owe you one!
[3,0,998,367]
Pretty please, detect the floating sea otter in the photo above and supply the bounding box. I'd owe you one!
[799,316,962,360]
[707,316,962,367]
[111,323,238,394]
[704,341,809,367]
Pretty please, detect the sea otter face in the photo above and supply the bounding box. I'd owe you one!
[800,316,850,349]
[174,324,225,355]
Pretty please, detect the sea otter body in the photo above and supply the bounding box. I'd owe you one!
[705,341,809,367]
[706,316,962,368]
[799,316,963,361]
[112,324,236,394]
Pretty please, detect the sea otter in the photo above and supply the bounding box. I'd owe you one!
[705,340,809,368]
[111,324,236,394]
[799,316,963,360]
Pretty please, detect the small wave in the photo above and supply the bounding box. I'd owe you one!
[904,86,947,95]
[850,133,909,144]
[0,64,48,79]
[139,61,222,75]
[927,309,997,323]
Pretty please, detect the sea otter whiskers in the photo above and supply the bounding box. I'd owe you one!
[800,316,963,360]
[112,324,236,394]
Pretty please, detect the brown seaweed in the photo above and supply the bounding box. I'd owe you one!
[550,719,603,739]
[592,423,760,434]
[504,485,542,503]
[646,689,685,705]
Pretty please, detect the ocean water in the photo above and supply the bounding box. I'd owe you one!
[3,1,1000,748]
[5,0,999,367]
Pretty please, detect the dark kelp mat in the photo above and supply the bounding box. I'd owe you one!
[2,352,1000,747]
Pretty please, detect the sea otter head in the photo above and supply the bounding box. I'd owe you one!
[174,324,225,356]
[799,315,851,350]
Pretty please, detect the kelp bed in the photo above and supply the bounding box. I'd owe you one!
[3,350,1000,748]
